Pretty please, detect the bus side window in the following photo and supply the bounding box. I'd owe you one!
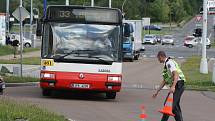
[48,26,53,57]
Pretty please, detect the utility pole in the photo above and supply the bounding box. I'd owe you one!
[91,0,94,7]
[19,0,23,77]
[66,0,69,5]
[200,0,208,74]
[109,0,112,8]
[6,0,9,34]
[169,0,172,31]
[30,0,34,48]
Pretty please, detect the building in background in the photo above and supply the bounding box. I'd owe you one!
[0,0,6,45]
[0,13,6,45]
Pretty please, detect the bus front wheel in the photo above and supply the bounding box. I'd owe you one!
[106,92,116,99]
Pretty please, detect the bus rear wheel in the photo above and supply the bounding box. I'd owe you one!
[42,89,52,96]
[0,89,3,95]
[106,92,116,99]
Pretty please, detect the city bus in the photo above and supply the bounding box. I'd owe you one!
[208,7,215,14]
[37,5,127,99]
[208,0,215,14]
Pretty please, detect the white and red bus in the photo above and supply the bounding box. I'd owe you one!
[208,0,215,14]
[37,5,126,99]
[208,7,215,14]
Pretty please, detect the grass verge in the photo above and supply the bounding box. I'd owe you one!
[181,56,215,91]
[0,45,40,56]
[2,75,39,83]
[142,29,170,37]
[11,25,36,33]
[0,57,40,65]
[0,98,67,121]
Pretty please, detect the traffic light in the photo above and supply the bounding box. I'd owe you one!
[193,28,202,37]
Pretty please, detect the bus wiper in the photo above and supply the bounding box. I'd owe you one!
[74,55,113,65]
[54,49,95,59]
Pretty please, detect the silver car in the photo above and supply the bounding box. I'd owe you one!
[161,35,174,45]
[143,34,157,45]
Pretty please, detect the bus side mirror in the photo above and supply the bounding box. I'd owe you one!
[131,37,134,41]
[36,19,43,37]
[124,23,131,37]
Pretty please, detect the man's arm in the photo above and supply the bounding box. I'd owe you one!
[153,80,166,98]
[156,80,166,93]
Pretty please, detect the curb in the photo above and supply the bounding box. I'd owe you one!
[201,91,215,101]
[5,82,39,87]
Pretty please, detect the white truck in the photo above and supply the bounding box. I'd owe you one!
[123,20,143,61]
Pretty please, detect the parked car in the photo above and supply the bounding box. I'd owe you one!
[161,35,174,45]
[0,76,5,95]
[143,34,157,44]
[184,37,211,49]
[184,36,195,47]
[143,25,162,31]
[155,34,162,43]
[10,34,32,48]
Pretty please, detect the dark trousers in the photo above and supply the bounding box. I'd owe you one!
[161,80,185,121]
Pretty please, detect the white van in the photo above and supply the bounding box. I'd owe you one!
[184,37,211,49]
[10,34,32,48]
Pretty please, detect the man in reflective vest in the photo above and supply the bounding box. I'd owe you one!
[153,51,185,121]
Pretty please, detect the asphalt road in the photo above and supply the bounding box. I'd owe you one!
[2,58,215,121]
[143,44,215,58]
[144,14,215,59]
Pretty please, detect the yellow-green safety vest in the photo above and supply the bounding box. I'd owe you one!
[162,58,186,86]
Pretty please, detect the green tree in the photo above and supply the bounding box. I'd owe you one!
[6,0,202,23]
[0,0,6,13]
[150,0,170,22]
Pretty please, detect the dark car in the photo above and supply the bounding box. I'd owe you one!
[143,25,162,31]
[0,76,5,94]
[155,34,162,43]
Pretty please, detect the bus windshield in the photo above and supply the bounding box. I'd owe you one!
[42,23,120,63]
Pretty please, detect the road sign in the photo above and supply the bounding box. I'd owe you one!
[196,15,202,22]
[12,7,30,22]
[142,18,150,26]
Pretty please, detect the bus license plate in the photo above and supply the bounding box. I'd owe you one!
[72,84,90,89]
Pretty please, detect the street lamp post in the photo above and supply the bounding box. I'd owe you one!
[200,0,208,74]
[109,0,112,8]
[66,0,69,5]
[30,0,34,48]
[122,0,127,13]
[168,0,172,31]
[91,0,94,7]
[19,0,23,77]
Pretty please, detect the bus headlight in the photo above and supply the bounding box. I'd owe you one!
[108,76,121,83]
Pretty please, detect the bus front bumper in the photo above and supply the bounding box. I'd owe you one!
[40,80,121,92]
